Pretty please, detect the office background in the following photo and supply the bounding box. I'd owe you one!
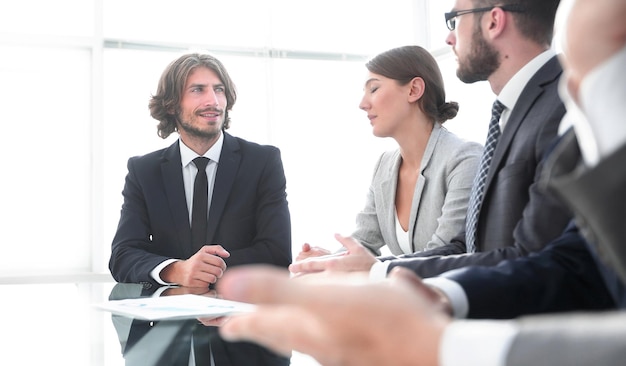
[0,0,570,283]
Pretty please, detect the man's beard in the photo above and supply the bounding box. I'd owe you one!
[177,110,223,140]
[456,25,501,84]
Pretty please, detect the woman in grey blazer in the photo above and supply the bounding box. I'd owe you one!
[298,46,481,259]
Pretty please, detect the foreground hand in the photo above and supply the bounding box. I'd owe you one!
[164,288,228,327]
[161,245,230,287]
[217,265,449,366]
[162,287,216,296]
[289,234,377,275]
[295,243,331,261]
[197,316,228,327]
[386,267,454,317]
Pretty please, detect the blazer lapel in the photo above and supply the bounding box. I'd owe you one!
[483,56,561,193]
[379,151,401,251]
[161,141,194,258]
[206,132,240,243]
[408,124,441,250]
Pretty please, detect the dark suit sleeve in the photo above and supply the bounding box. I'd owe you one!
[110,156,173,284]
[376,231,467,262]
[442,223,615,319]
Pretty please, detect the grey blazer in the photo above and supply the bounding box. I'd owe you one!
[507,311,626,366]
[352,123,482,255]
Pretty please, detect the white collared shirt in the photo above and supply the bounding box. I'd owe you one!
[179,133,223,223]
[150,132,224,285]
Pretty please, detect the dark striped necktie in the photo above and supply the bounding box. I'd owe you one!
[465,100,506,253]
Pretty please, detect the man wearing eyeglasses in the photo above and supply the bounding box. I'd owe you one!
[290,0,572,282]
[382,0,570,273]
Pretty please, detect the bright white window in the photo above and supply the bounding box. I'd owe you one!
[0,45,93,275]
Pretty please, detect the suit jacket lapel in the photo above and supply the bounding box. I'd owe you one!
[546,130,626,290]
[379,151,400,252]
[408,123,441,250]
[207,132,240,243]
[483,56,561,193]
[161,141,194,258]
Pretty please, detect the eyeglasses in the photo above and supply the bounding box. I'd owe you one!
[444,4,524,31]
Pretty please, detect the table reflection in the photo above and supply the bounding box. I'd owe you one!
[0,281,318,366]
[108,282,290,366]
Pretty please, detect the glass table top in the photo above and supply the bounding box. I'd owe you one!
[0,280,319,366]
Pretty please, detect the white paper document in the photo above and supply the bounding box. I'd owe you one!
[95,294,256,321]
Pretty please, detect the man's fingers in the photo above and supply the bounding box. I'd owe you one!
[219,307,311,356]
[388,267,442,299]
[289,258,327,274]
[217,266,299,304]
[197,316,228,327]
[199,252,227,271]
[387,267,424,288]
[387,267,452,313]
[218,265,366,308]
[202,245,231,258]
[333,234,363,253]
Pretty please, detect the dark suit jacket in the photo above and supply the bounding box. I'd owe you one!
[109,132,292,284]
[108,132,292,366]
[442,132,625,319]
[443,221,616,318]
[475,131,626,366]
[383,56,571,277]
[546,130,626,288]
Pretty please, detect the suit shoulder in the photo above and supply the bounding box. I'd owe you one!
[533,55,564,86]
[376,149,401,167]
[130,147,168,160]
[515,57,566,132]
[437,127,483,157]
[127,146,171,166]
[125,142,177,177]
[231,135,281,155]
[229,134,270,149]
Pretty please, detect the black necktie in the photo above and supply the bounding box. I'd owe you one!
[465,100,506,253]
[191,157,210,251]
[192,324,212,366]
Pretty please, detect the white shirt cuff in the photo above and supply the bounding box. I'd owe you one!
[440,320,519,366]
[150,258,181,285]
[423,277,469,318]
[369,260,391,282]
[152,285,173,297]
